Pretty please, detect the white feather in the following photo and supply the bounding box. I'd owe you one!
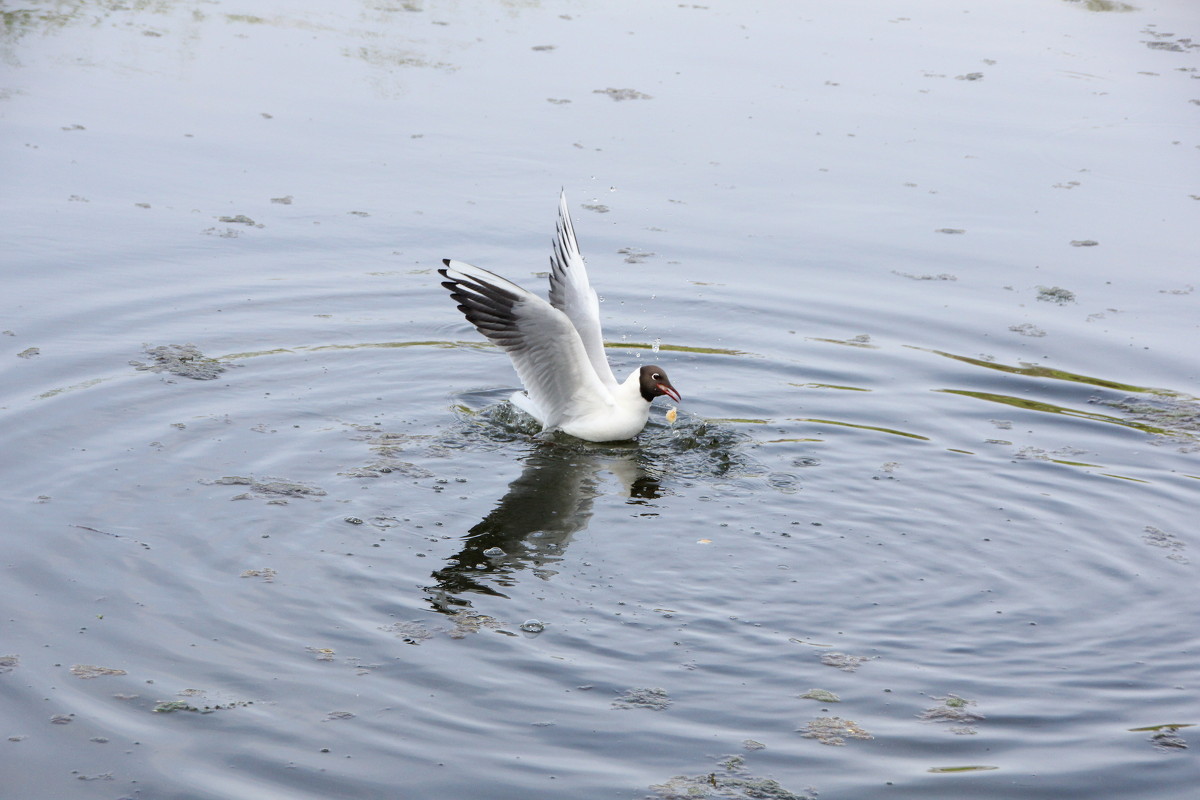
[548,190,618,390]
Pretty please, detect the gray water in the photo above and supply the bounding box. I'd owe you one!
[2,1,1197,798]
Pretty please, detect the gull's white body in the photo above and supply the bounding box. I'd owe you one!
[506,367,656,443]
[439,192,679,442]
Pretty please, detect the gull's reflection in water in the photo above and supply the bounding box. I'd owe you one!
[426,442,662,613]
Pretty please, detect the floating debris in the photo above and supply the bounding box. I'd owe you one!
[799,716,873,746]
[741,739,766,751]
[955,72,984,81]
[893,271,957,281]
[132,343,232,380]
[73,771,114,781]
[1150,730,1189,750]
[448,611,503,639]
[928,765,999,773]
[1097,395,1200,452]
[217,214,263,227]
[16,347,39,359]
[799,688,840,703]
[306,647,336,661]
[649,753,814,800]
[270,195,293,204]
[1142,526,1188,563]
[594,87,652,101]
[1070,239,1099,247]
[1037,285,1076,304]
[934,227,966,234]
[70,664,127,679]
[201,226,241,238]
[789,637,833,647]
[613,687,672,711]
[382,621,435,644]
[153,701,195,713]
[324,711,355,721]
[339,462,434,479]
[240,567,278,581]
[919,694,985,734]
[204,475,327,501]
[1129,723,1193,750]
[0,655,18,673]
[1145,40,1186,52]
[341,426,436,479]
[810,333,875,349]
[820,652,872,672]
[618,247,655,263]
[1008,323,1046,337]
[1063,0,1137,12]
[153,698,252,714]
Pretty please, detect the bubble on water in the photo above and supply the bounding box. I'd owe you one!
[520,619,545,633]
[482,547,506,557]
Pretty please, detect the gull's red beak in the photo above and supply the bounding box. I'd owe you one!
[657,383,681,403]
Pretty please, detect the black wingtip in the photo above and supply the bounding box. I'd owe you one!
[442,258,452,267]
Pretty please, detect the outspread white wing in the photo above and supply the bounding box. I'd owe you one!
[546,191,618,390]
[439,259,614,429]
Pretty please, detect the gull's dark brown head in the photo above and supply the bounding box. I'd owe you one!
[638,365,681,404]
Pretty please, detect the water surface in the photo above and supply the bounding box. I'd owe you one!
[2,1,1197,798]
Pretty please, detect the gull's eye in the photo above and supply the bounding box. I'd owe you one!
[652,373,661,380]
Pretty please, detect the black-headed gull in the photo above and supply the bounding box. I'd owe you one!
[439,192,681,442]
